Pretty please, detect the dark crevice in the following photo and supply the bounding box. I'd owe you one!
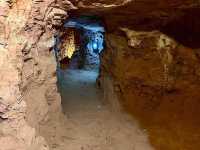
[161,8,200,49]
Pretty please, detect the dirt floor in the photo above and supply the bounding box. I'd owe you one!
[40,68,154,150]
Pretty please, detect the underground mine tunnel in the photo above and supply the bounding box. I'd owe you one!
[55,16,105,70]
[55,16,105,113]
[1,1,200,150]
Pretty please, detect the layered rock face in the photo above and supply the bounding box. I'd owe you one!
[99,28,200,149]
[71,1,200,149]
[0,0,200,150]
[0,0,74,149]
[0,0,48,149]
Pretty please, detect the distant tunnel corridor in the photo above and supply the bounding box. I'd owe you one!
[49,16,154,150]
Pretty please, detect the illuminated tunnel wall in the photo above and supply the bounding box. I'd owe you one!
[54,16,105,70]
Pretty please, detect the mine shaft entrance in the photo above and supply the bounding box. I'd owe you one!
[54,16,105,114]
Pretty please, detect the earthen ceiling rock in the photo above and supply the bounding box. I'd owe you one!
[68,0,200,47]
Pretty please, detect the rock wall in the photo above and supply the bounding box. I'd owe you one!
[0,0,200,149]
[0,0,47,149]
[99,28,200,150]
[0,0,75,149]
[70,2,200,149]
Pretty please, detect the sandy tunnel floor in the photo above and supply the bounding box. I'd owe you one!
[40,68,154,150]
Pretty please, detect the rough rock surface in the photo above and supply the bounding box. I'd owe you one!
[70,0,200,48]
[99,28,200,150]
[0,0,75,149]
[0,0,200,150]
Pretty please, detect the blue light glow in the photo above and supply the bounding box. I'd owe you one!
[92,43,98,50]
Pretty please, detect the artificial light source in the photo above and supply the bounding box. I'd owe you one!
[92,42,98,50]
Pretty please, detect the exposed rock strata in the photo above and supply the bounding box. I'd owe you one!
[0,0,75,149]
[99,28,200,150]
[70,0,200,47]
[0,0,200,150]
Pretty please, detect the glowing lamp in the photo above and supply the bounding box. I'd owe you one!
[92,42,98,50]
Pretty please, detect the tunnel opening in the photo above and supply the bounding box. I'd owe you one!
[54,16,105,70]
[54,16,105,114]
[45,15,156,149]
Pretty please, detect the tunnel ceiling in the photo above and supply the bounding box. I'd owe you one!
[68,0,200,30]
[67,0,200,48]
[64,16,105,32]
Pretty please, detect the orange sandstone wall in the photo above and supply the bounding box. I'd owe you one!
[99,28,200,150]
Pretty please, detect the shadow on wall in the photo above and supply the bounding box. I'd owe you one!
[161,9,200,49]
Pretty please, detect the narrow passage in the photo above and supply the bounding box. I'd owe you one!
[45,16,154,150]
[55,67,154,150]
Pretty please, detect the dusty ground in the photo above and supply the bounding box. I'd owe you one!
[39,68,154,150]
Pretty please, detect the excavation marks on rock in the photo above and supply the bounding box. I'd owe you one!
[50,69,154,150]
